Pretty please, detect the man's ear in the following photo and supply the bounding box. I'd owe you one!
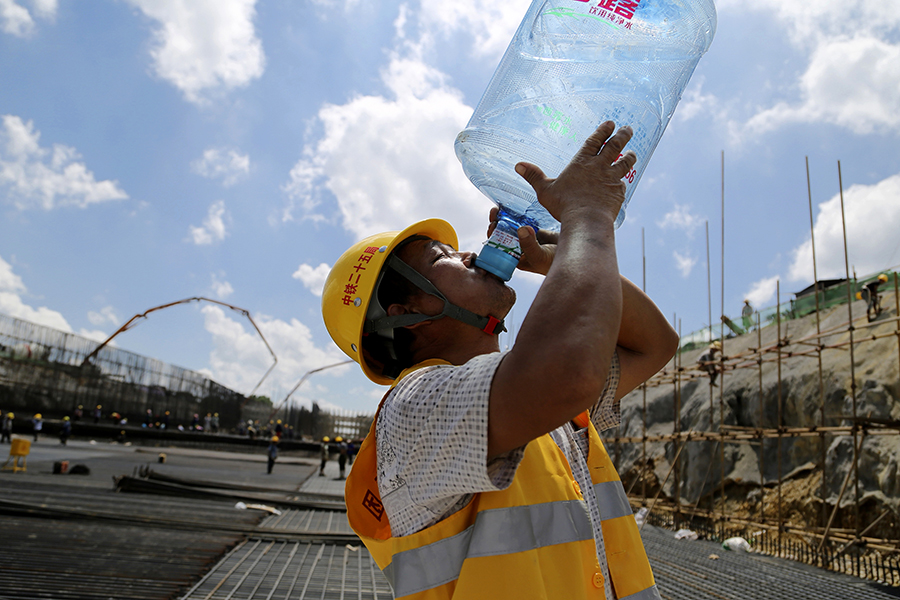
[386,303,432,330]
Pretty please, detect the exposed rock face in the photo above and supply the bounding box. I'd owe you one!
[610,292,900,533]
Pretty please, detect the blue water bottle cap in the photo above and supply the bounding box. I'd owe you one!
[475,245,518,282]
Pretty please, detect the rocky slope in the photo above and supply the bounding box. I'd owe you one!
[612,290,900,537]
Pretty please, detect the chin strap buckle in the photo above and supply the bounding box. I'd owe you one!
[482,315,504,335]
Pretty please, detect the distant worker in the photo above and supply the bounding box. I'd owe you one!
[698,341,723,387]
[336,436,348,480]
[204,412,212,432]
[32,413,43,442]
[319,436,330,476]
[59,416,72,445]
[211,413,220,434]
[741,299,754,331]
[1,412,12,443]
[73,405,83,422]
[93,405,102,423]
[267,436,279,474]
[859,274,889,322]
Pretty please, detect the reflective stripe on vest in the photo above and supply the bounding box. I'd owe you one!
[593,480,633,521]
[383,500,594,597]
[620,585,661,600]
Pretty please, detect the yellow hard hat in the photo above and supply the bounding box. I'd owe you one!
[710,341,722,350]
[64,416,70,421]
[322,219,458,385]
[878,274,889,283]
[856,291,863,300]
[277,419,282,424]
[7,412,13,418]
[335,436,343,442]
[271,436,279,442]
[34,413,42,419]
[323,436,331,442]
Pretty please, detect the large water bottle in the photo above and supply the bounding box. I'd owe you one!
[456,0,717,281]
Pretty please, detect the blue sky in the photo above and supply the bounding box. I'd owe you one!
[1,0,898,412]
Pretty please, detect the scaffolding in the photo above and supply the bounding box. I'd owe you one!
[604,157,900,585]
[0,312,245,430]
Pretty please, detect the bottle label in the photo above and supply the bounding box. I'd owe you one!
[545,0,642,31]
[484,228,523,260]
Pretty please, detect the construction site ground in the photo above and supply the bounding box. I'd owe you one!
[2,435,899,599]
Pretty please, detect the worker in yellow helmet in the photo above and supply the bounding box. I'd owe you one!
[1,412,13,444]
[861,274,890,322]
[31,413,43,442]
[324,122,678,599]
[267,436,279,474]
[319,436,330,476]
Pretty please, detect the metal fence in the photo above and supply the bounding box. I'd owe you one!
[0,311,245,430]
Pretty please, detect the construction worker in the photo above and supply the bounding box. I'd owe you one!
[59,416,72,445]
[319,436,330,476]
[267,436,279,474]
[698,341,722,387]
[32,413,42,442]
[1,412,12,443]
[741,299,754,331]
[859,274,889,322]
[325,123,677,599]
[336,436,348,479]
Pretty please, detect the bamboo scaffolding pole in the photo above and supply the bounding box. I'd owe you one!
[807,156,830,530]
[642,227,648,505]
[838,161,862,570]
[719,149,726,537]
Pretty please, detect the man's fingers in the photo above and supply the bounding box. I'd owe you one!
[576,121,616,158]
[612,150,637,179]
[515,161,550,194]
[487,206,499,238]
[598,125,633,164]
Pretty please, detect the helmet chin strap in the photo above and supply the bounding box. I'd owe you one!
[363,254,506,336]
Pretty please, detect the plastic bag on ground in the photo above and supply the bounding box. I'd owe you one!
[722,537,752,552]
[674,529,698,541]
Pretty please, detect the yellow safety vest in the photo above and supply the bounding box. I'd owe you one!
[345,361,659,600]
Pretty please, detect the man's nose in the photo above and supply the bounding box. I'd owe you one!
[460,251,478,268]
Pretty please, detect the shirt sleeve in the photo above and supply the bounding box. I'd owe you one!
[589,350,621,432]
[375,352,526,537]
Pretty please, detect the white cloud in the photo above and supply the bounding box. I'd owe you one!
[188,200,230,245]
[293,263,330,298]
[191,147,250,186]
[200,304,350,403]
[87,306,119,327]
[673,251,697,278]
[744,275,779,308]
[725,0,900,137]
[0,115,128,210]
[0,0,33,36]
[77,328,113,343]
[788,172,900,282]
[744,36,900,136]
[125,0,265,104]
[0,254,71,331]
[0,0,55,37]
[657,204,704,238]
[210,272,234,299]
[413,0,527,60]
[283,54,492,250]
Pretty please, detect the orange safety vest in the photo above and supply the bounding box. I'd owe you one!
[345,361,659,600]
